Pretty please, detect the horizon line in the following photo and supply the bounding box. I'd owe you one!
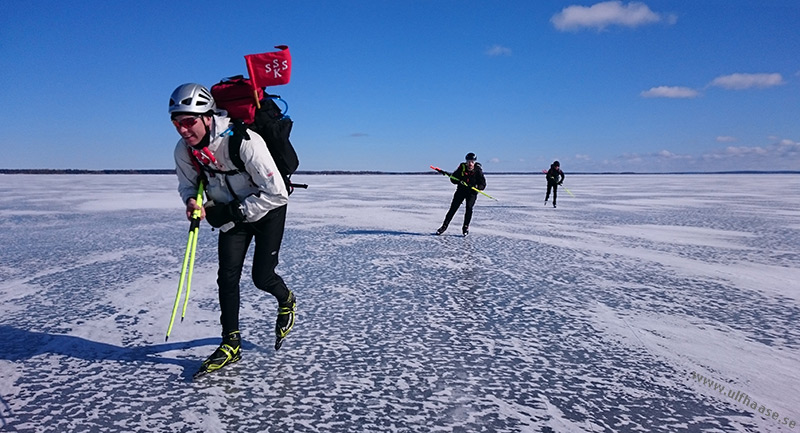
[2,169,799,175]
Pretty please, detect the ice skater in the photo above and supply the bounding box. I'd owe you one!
[169,83,296,378]
[544,160,565,208]
[436,152,487,236]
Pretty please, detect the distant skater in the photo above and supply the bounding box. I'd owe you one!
[544,160,565,208]
[436,152,487,236]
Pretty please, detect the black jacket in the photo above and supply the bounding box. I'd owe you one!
[546,166,564,186]
[451,162,487,195]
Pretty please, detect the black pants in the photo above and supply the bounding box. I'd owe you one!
[443,190,477,228]
[217,204,290,335]
[546,182,558,204]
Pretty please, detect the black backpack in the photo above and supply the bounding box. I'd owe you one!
[211,76,306,194]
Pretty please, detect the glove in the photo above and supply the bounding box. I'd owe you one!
[558,181,563,185]
[205,200,245,228]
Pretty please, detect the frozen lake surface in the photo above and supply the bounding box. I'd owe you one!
[1,173,799,432]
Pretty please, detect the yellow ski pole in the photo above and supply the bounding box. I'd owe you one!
[181,182,206,321]
[181,208,201,321]
[562,185,575,198]
[430,165,497,200]
[166,182,204,341]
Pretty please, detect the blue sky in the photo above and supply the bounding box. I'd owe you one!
[2,1,798,173]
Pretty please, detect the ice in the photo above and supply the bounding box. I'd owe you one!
[0,173,798,432]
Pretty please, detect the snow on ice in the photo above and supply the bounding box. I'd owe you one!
[0,173,798,432]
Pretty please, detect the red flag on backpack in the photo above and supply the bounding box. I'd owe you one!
[245,45,292,89]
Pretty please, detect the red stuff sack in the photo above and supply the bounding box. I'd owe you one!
[210,76,263,124]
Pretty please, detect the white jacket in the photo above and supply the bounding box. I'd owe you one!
[174,114,288,223]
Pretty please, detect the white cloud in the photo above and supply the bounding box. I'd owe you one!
[699,137,798,169]
[709,73,785,90]
[640,86,699,98]
[716,136,737,143]
[655,150,692,160]
[551,1,673,31]
[582,135,800,172]
[722,145,768,156]
[485,45,512,57]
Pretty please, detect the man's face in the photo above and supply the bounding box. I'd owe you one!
[466,160,476,169]
[172,114,210,147]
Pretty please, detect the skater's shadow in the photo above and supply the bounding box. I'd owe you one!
[0,325,257,381]
[482,205,531,209]
[338,229,429,237]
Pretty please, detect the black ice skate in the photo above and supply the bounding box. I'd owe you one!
[193,331,242,379]
[275,291,296,350]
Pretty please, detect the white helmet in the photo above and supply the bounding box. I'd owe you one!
[168,83,216,116]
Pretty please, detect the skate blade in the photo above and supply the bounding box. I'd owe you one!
[192,357,241,379]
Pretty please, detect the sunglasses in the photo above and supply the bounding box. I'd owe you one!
[172,116,201,129]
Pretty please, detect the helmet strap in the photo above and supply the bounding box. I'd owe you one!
[190,115,213,150]
[192,131,210,150]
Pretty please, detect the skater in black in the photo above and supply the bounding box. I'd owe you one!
[436,153,487,236]
[544,160,565,208]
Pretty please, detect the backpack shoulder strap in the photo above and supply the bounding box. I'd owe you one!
[187,147,203,175]
[227,119,251,172]
[228,132,245,172]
